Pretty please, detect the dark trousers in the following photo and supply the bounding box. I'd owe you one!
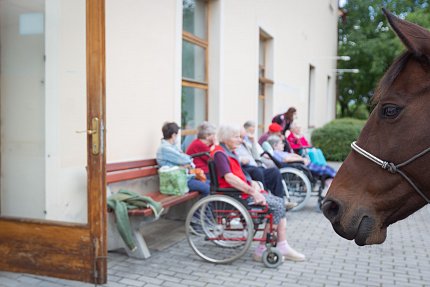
[242,165,285,198]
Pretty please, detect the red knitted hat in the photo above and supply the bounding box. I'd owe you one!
[268,123,282,133]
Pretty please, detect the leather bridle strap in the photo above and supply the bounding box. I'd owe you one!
[351,141,430,204]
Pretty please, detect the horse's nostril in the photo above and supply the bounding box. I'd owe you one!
[322,199,341,223]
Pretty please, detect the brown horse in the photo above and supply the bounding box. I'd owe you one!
[322,9,430,246]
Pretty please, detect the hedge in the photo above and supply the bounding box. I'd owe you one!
[310,118,366,162]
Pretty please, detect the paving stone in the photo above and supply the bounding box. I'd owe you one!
[118,278,145,287]
[1,198,430,286]
[103,282,127,287]
[179,279,206,287]
[157,274,181,283]
[137,275,164,285]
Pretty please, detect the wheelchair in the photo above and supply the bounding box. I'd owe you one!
[260,142,325,211]
[185,160,284,268]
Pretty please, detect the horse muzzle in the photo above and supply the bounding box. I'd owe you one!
[322,198,386,245]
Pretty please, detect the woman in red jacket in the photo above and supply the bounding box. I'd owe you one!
[211,124,305,262]
[186,121,217,175]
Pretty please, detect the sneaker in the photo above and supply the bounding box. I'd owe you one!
[252,245,266,262]
[282,247,306,262]
[285,201,298,210]
[230,217,242,228]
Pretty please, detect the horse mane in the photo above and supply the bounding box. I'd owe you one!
[372,51,413,105]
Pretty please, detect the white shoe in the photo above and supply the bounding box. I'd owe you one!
[283,247,306,261]
[230,218,242,227]
[284,200,298,210]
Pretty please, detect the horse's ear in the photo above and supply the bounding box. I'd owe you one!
[383,8,430,57]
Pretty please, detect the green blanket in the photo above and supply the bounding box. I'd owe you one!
[107,189,164,251]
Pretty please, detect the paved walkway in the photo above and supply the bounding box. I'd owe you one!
[1,161,430,287]
[1,199,430,287]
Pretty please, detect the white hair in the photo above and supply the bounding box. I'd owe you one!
[267,135,282,148]
[243,120,256,129]
[197,121,216,139]
[217,124,241,143]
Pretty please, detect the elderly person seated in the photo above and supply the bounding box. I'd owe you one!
[267,135,336,195]
[186,121,217,175]
[236,124,297,210]
[286,122,312,155]
[156,122,210,197]
[211,124,305,262]
[258,123,293,152]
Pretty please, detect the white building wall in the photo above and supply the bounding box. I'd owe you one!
[106,0,182,161]
[218,0,338,133]
[106,0,338,161]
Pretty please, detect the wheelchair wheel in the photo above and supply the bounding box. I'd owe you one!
[262,248,283,268]
[185,195,254,264]
[280,167,312,211]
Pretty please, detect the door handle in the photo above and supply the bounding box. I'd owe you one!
[76,117,100,155]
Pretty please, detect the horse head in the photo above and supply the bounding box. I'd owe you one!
[322,9,430,246]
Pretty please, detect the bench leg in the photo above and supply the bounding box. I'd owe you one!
[107,213,127,251]
[125,227,151,259]
[107,213,152,259]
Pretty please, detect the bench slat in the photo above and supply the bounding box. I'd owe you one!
[106,159,158,172]
[107,168,158,184]
[127,191,199,216]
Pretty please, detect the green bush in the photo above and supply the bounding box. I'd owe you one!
[311,118,366,162]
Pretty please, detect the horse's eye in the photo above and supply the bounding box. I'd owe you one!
[381,104,402,119]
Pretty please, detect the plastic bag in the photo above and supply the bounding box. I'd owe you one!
[158,166,189,195]
[307,148,327,166]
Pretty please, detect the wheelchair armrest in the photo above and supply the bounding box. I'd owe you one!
[189,151,210,158]
[260,151,283,169]
[216,187,241,193]
[287,160,306,164]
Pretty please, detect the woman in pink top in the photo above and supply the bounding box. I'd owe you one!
[286,122,312,154]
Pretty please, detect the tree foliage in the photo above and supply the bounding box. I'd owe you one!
[337,1,430,118]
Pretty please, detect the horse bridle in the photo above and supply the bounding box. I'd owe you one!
[351,141,430,204]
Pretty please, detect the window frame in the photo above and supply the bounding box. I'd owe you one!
[181,1,209,137]
[258,33,273,136]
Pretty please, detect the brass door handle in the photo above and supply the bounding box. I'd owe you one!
[75,117,100,155]
[76,129,96,135]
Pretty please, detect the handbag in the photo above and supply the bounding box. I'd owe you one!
[158,166,189,195]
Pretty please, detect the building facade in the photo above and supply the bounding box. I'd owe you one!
[0,0,338,224]
[0,0,339,282]
[107,0,339,162]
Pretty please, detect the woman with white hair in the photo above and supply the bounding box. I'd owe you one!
[210,124,305,262]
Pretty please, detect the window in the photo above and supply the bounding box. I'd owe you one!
[308,65,316,128]
[258,32,273,137]
[181,0,208,147]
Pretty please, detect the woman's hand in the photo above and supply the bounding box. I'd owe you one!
[251,191,266,205]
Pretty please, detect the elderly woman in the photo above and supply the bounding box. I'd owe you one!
[267,135,336,195]
[186,121,217,175]
[211,124,305,262]
[156,122,210,196]
[286,122,312,155]
[267,135,336,178]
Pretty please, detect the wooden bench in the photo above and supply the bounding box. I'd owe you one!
[106,159,199,259]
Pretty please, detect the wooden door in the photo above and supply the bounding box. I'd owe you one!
[0,0,106,284]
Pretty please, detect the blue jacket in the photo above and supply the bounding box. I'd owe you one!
[156,139,195,168]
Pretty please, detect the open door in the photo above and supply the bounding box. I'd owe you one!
[0,0,106,284]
